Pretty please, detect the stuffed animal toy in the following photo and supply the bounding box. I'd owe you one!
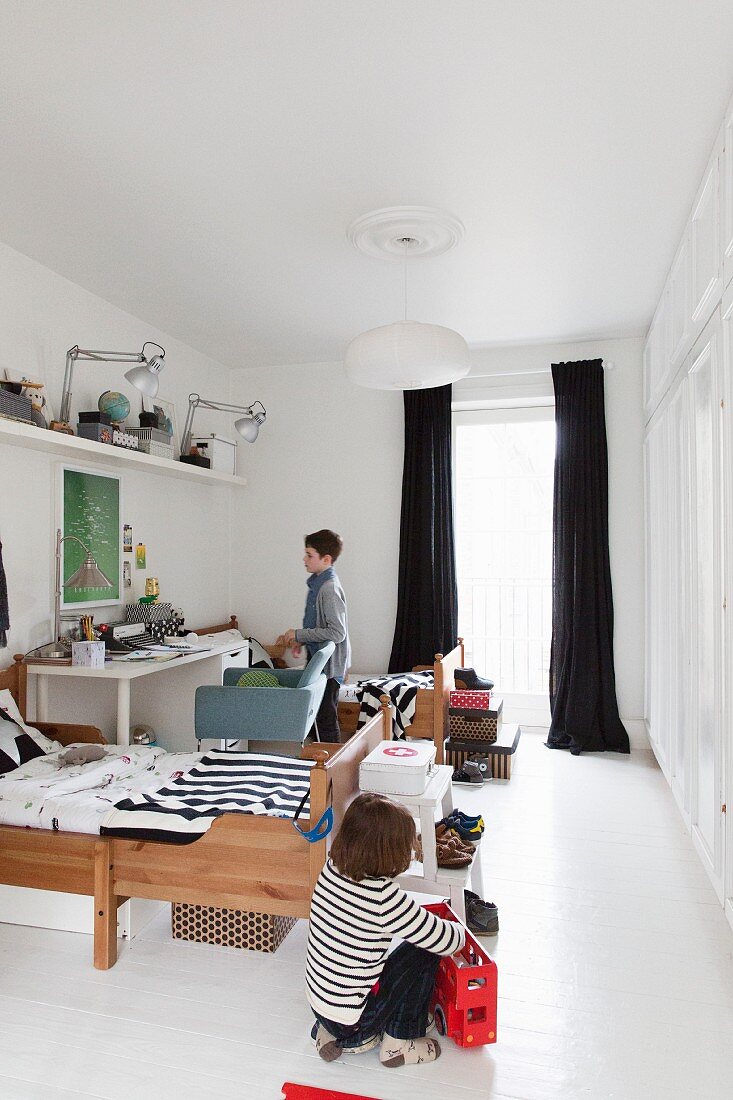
[58,744,106,766]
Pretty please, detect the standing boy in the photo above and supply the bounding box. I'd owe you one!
[280,529,350,743]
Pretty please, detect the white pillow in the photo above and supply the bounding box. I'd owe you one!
[0,689,61,754]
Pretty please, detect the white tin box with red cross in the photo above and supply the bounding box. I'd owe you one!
[359,740,437,796]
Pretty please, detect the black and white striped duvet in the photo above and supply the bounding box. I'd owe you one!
[100,750,313,844]
[355,670,434,738]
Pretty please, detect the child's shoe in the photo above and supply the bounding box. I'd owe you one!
[380,1033,441,1067]
[464,890,500,936]
[454,667,494,691]
[446,809,485,833]
[452,760,484,785]
[439,813,483,843]
[312,1022,342,1061]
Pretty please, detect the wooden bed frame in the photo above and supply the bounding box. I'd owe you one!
[268,639,465,765]
[0,654,390,970]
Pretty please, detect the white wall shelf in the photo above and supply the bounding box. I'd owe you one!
[0,417,247,486]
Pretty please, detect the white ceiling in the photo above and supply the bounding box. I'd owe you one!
[1,1,732,369]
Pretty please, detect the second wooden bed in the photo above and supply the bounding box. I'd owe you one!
[0,655,390,970]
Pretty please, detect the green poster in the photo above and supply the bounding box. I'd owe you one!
[61,467,121,606]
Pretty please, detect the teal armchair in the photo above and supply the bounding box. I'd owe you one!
[195,642,335,748]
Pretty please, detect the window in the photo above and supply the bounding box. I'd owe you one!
[454,407,555,699]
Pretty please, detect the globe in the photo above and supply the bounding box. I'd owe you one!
[98,390,131,424]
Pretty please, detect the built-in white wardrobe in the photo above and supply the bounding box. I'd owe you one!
[644,89,733,930]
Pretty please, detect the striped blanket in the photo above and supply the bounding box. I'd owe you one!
[100,750,313,844]
[356,670,434,739]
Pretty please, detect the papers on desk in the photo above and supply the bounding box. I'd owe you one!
[151,643,213,653]
[108,649,180,663]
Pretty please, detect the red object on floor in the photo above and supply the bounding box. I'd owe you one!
[424,901,498,1048]
[281,1086,381,1100]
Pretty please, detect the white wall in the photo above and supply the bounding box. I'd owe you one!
[0,241,236,738]
[229,336,645,731]
[228,362,404,674]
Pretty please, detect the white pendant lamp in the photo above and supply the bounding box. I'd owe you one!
[345,207,470,391]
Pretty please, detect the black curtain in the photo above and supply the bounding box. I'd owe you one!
[547,360,629,754]
[389,384,458,672]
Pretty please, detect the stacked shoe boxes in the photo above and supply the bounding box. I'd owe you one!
[445,690,521,779]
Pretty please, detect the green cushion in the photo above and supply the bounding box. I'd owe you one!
[236,670,281,688]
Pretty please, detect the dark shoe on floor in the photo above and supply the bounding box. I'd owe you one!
[454,667,495,691]
[452,760,484,785]
[446,809,485,831]
[464,892,499,936]
[467,753,493,780]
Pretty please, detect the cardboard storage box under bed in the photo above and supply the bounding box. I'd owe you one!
[0,655,391,970]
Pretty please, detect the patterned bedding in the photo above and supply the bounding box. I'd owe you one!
[355,670,434,738]
[100,750,313,844]
[0,744,197,833]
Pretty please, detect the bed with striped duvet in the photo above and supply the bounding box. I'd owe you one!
[100,749,312,844]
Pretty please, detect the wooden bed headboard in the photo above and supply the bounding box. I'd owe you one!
[189,615,239,635]
[0,655,27,716]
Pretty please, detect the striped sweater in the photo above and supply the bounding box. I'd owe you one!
[306,859,465,1025]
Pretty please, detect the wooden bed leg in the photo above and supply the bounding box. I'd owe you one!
[93,841,117,970]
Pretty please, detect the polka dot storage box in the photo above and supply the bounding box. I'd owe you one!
[171,903,296,952]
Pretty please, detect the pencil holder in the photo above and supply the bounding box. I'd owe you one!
[71,641,105,668]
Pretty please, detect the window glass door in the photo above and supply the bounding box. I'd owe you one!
[454,407,555,719]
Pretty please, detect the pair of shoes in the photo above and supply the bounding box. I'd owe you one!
[452,760,484,784]
[464,890,499,936]
[444,809,484,841]
[438,817,482,844]
[467,753,492,779]
[454,667,494,691]
[434,823,474,868]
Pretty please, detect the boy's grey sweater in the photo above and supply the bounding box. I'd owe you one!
[295,575,350,681]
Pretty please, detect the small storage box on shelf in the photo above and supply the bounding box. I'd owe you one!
[126,426,174,459]
[171,902,296,952]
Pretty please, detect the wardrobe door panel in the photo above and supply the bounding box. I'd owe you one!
[690,155,722,332]
[669,386,691,818]
[688,319,725,897]
[668,232,692,367]
[723,100,733,290]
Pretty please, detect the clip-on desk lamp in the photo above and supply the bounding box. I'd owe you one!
[26,530,113,659]
[179,393,267,463]
[55,342,167,430]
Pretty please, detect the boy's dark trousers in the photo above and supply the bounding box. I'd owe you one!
[313,677,341,743]
[313,942,440,1046]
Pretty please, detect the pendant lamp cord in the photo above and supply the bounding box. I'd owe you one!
[403,239,408,321]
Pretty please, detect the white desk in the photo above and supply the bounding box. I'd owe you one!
[28,638,249,746]
[391,765,485,923]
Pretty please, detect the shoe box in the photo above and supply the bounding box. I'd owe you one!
[448,695,503,743]
[446,723,522,780]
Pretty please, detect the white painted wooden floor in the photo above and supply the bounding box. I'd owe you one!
[1,728,733,1099]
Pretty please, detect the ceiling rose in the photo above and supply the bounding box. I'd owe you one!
[347,206,465,260]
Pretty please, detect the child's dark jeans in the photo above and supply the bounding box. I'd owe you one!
[313,941,441,1047]
[313,677,341,743]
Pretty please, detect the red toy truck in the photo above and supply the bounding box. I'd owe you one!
[424,901,498,1047]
